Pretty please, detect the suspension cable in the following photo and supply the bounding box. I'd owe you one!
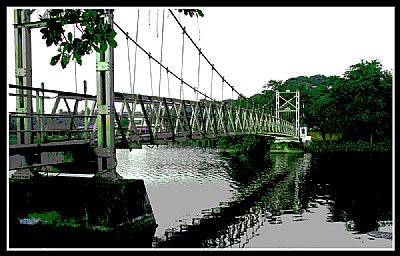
[166,67,171,98]
[156,9,159,37]
[180,27,185,100]
[196,48,201,101]
[158,9,165,97]
[196,14,201,41]
[132,9,140,97]
[221,76,224,102]
[149,52,153,96]
[126,32,133,95]
[73,24,77,93]
[210,64,214,100]
[168,9,256,107]
[113,21,216,103]
[231,87,234,103]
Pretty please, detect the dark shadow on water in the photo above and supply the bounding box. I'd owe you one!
[153,152,392,248]
[154,153,307,248]
[308,152,393,234]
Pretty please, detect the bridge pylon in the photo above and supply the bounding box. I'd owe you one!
[94,9,122,180]
[12,9,121,180]
[275,89,300,138]
[14,9,33,145]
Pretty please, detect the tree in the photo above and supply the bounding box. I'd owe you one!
[235,60,392,144]
[40,9,118,69]
[331,59,392,143]
[308,84,339,140]
[39,9,203,69]
[250,80,281,114]
[282,75,335,129]
[177,9,204,17]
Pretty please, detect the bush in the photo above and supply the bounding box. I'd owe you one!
[304,140,391,153]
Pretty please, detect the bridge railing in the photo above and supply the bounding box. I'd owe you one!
[8,84,298,148]
[123,94,297,145]
[8,83,98,145]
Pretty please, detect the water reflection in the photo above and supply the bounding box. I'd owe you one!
[116,147,392,248]
[198,153,312,248]
[308,153,393,234]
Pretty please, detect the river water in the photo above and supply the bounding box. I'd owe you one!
[116,146,393,249]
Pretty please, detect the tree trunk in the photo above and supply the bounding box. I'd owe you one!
[321,130,326,141]
[370,133,373,145]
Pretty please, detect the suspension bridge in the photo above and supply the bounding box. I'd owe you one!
[8,9,302,248]
[9,9,301,178]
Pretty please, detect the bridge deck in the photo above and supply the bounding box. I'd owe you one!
[9,85,299,172]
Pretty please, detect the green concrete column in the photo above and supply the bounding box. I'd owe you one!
[95,10,121,180]
[14,9,33,145]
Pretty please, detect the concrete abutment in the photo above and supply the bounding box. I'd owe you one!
[9,176,157,248]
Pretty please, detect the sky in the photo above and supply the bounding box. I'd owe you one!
[7,7,395,113]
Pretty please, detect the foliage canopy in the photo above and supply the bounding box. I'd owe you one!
[39,9,203,69]
[247,59,392,143]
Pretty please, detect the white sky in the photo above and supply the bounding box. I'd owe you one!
[7,7,395,113]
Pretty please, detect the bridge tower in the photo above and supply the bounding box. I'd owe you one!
[13,9,33,145]
[94,9,121,180]
[275,89,300,137]
[12,9,120,180]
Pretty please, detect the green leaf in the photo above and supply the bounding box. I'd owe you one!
[46,38,53,47]
[63,42,72,53]
[104,23,109,33]
[92,43,100,52]
[100,40,107,52]
[74,53,82,65]
[108,29,117,38]
[61,54,71,69]
[50,54,61,66]
[68,32,73,42]
[107,37,117,48]
[197,10,204,17]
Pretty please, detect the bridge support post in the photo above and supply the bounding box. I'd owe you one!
[83,80,89,143]
[11,9,35,180]
[95,9,121,180]
[14,9,33,145]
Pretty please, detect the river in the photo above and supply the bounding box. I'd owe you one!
[116,145,393,249]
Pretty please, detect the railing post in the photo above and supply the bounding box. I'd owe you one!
[14,9,33,145]
[35,86,40,144]
[95,9,121,180]
[84,80,88,143]
[40,82,45,142]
